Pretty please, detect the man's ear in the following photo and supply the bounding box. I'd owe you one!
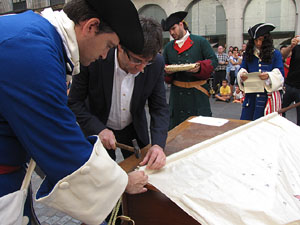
[82,18,100,36]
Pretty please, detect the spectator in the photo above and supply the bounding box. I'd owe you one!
[215,79,231,102]
[233,86,244,103]
[280,45,291,78]
[241,43,247,56]
[281,36,300,125]
[229,47,242,92]
[214,45,228,94]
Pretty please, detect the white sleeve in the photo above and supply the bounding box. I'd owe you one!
[237,68,248,92]
[35,137,128,225]
[264,68,284,92]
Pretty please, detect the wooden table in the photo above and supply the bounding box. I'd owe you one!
[119,118,248,225]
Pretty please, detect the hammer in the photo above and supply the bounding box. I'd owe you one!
[116,139,141,159]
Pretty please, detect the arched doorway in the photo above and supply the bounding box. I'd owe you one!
[138,4,169,47]
[185,0,227,48]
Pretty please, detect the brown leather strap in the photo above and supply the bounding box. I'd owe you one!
[173,80,210,97]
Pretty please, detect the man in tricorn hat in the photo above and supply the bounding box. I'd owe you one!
[161,11,218,130]
[0,0,147,224]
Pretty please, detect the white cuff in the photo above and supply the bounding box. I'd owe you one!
[264,68,284,92]
[36,136,128,225]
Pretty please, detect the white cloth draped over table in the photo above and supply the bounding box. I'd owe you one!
[141,113,300,225]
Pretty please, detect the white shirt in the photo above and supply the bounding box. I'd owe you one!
[175,30,190,48]
[106,49,139,130]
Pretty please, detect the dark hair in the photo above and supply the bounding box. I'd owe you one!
[63,0,114,34]
[245,33,274,63]
[233,46,239,51]
[139,17,163,59]
[222,79,228,83]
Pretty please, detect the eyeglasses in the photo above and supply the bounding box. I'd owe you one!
[124,48,154,66]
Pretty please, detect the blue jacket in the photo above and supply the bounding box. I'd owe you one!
[0,11,93,198]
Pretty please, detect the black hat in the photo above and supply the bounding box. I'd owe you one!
[86,0,144,54]
[248,23,275,39]
[161,11,188,31]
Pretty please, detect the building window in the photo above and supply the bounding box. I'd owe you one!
[50,0,65,6]
[13,0,26,12]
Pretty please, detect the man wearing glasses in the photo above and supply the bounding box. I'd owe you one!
[68,17,169,170]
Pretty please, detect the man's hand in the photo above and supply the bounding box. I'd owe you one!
[188,62,201,73]
[240,72,248,82]
[98,129,116,150]
[125,171,148,194]
[139,145,166,170]
[291,35,300,49]
[259,72,269,80]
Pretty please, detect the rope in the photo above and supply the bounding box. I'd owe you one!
[108,197,122,225]
[107,196,135,225]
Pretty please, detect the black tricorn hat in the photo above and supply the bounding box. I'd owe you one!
[248,23,275,39]
[86,0,144,54]
[161,11,188,31]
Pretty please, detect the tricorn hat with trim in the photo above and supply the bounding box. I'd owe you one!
[86,0,144,54]
[161,11,188,31]
[248,23,275,39]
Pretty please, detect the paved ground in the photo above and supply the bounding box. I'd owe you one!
[32,95,297,225]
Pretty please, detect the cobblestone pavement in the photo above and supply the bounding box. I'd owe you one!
[32,97,297,224]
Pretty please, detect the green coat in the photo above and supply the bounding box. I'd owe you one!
[163,34,217,129]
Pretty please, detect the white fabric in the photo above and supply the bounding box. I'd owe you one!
[36,136,128,225]
[106,49,139,130]
[141,113,300,225]
[41,8,80,75]
[175,30,190,48]
[0,160,36,225]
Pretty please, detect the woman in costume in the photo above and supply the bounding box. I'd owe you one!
[237,23,284,120]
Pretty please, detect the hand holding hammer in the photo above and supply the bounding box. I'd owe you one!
[116,139,141,159]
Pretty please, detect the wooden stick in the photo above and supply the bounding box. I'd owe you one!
[116,142,135,152]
